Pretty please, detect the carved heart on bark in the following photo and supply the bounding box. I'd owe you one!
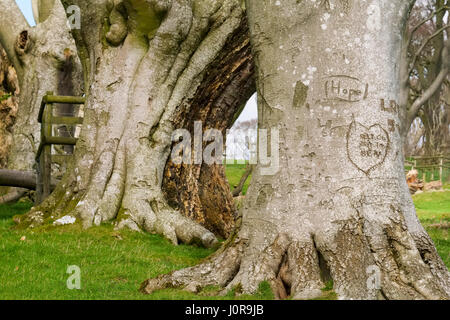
[346,120,389,175]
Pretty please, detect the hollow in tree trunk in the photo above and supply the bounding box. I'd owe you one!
[141,0,450,300]
[15,0,254,246]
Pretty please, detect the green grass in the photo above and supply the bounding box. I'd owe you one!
[412,190,450,268]
[225,162,252,195]
[0,201,272,300]
[0,183,449,300]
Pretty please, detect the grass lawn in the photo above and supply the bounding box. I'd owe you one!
[0,202,272,300]
[225,162,252,195]
[412,189,450,268]
[0,174,448,300]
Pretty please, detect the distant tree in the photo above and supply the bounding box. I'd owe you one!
[401,0,449,155]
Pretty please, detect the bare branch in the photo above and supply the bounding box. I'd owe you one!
[34,0,57,23]
[410,6,449,36]
[0,0,30,81]
[408,39,450,124]
[408,24,450,76]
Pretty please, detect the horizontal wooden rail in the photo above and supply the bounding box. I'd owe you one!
[51,116,84,125]
[0,169,59,190]
[409,155,450,161]
[38,95,85,123]
[35,92,85,204]
[45,136,78,146]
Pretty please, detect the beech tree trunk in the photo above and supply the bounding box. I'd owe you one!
[0,0,82,204]
[3,0,253,237]
[15,0,254,246]
[141,0,450,300]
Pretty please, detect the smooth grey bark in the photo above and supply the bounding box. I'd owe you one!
[142,0,450,300]
[16,0,252,248]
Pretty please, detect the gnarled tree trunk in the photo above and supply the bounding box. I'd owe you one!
[15,0,253,246]
[163,17,255,238]
[141,0,450,300]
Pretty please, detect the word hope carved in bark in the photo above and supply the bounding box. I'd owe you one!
[346,119,390,175]
[324,75,369,103]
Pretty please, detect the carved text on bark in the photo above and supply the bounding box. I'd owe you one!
[346,119,390,175]
[324,75,368,103]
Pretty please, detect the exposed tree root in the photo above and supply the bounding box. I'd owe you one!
[140,213,450,300]
[0,188,26,204]
[141,235,246,295]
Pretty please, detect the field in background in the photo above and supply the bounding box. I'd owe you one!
[412,187,450,268]
[225,162,252,195]
[0,171,448,300]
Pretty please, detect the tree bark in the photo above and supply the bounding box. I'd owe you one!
[0,44,19,168]
[141,0,450,300]
[163,17,255,238]
[15,0,253,247]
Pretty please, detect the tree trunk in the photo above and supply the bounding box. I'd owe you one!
[163,17,255,238]
[15,0,253,247]
[0,44,19,169]
[141,0,450,300]
[0,0,83,172]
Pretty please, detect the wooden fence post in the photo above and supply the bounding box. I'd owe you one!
[36,91,53,204]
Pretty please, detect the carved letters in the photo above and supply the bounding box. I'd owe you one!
[346,119,389,175]
[324,75,368,102]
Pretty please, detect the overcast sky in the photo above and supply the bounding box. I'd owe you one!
[14,0,258,125]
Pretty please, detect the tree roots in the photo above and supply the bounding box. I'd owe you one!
[140,216,450,300]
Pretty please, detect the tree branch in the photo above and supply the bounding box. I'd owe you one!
[232,164,254,197]
[0,0,30,81]
[409,6,449,36]
[34,0,56,23]
[408,24,450,76]
[0,188,27,205]
[408,39,450,124]
[0,169,59,190]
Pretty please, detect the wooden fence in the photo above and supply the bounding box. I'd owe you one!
[405,155,450,183]
[35,92,85,204]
